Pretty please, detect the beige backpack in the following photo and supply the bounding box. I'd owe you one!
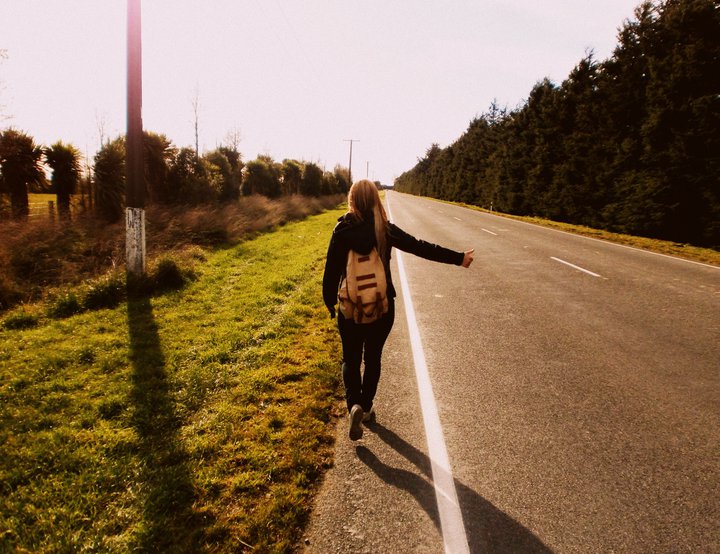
[338,247,389,324]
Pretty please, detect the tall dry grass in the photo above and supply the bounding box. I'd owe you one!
[0,194,343,311]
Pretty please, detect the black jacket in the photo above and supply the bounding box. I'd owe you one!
[322,212,464,314]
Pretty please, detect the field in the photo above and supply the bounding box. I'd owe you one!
[0,205,346,552]
[26,193,87,220]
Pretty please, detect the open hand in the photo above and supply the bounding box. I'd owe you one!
[462,249,475,268]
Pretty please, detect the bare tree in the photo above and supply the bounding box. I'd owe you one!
[191,84,200,162]
[95,109,109,148]
[224,126,242,152]
[0,49,12,122]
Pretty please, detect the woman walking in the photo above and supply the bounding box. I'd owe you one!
[323,180,474,440]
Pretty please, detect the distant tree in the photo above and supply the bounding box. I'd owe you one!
[244,156,281,197]
[204,150,231,200]
[45,141,81,220]
[206,146,243,202]
[0,129,46,219]
[281,159,303,195]
[300,162,323,196]
[638,0,720,245]
[167,147,221,205]
[599,2,661,236]
[321,170,338,195]
[317,166,351,195]
[258,155,281,196]
[167,147,196,204]
[548,55,608,226]
[199,157,224,202]
[143,131,175,203]
[93,137,125,222]
[333,165,351,194]
[221,145,243,197]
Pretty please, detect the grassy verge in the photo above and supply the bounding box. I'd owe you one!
[437,198,720,266]
[0,205,346,552]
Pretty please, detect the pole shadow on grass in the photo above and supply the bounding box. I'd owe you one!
[357,422,553,553]
[127,295,210,551]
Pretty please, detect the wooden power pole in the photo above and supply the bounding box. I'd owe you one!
[126,0,145,276]
[344,139,358,185]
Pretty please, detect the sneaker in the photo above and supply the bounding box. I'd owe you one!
[349,404,364,441]
[362,406,376,423]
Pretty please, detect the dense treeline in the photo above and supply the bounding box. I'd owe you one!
[87,133,350,223]
[0,129,350,222]
[395,0,720,248]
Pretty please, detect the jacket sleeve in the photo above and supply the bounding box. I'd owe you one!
[387,223,464,265]
[322,230,347,312]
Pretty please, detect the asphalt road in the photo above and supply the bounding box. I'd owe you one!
[304,191,720,553]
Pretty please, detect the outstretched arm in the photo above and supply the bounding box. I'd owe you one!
[388,223,469,266]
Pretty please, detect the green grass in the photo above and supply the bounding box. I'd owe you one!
[437,198,720,266]
[0,206,346,552]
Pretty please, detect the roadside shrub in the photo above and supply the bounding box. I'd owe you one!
[244,157,281,197]
[0,276,22,311]
[300,162,323,196]
[126,256,193,297]
[83,274,125,311]
[10,239,62,286]
[0,216,123,310]
[48,292,82,318]
[2,311,38,330]
[151,257,187,291]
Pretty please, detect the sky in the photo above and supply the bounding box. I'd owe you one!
[0,0,642,187]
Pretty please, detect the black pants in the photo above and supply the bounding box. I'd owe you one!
[338,300,395,413]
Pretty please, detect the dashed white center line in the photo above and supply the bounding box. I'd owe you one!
[453,217,462,221]
[481,228,497,236]
[551,256,602,278]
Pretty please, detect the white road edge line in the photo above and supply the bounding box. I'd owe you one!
[395,191,719,270]
[551,256,602,278]
[478,207,719,270]
[481,228,498,236]
[386,194,470,554]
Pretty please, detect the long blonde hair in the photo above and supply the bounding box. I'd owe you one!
[348,179,389,259]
